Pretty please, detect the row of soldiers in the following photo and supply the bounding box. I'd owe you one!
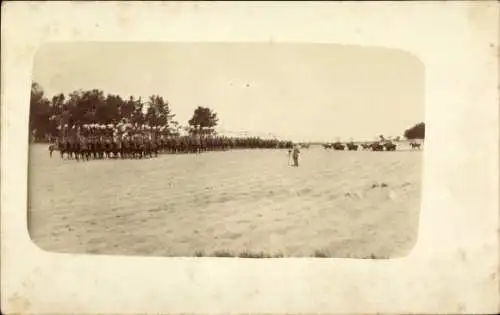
[50,124,294,161]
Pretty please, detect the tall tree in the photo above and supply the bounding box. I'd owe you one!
[188,106,218,135]
[28,81,186,141]
[51,93,65,117]
[144,95,172,127]
[119,95,136,123]
[131,96,145,125]
[80,89,106,124]
[102,93,122,124]
[404,122,425,140]
[29,82,51,140]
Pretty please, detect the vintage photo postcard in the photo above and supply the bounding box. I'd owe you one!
[2,2,499,314]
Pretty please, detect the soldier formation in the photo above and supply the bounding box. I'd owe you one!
[50,123,294,161]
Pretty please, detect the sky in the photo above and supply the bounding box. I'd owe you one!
[32,42,424,142]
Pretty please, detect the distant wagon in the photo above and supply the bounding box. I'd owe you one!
[332,141,345,151]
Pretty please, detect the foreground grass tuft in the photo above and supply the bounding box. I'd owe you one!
[213,249,234,257]
[354,253,389,259]
[239,249,264,258]
[238,249,276,258]
[194,250,205,257]
[367,253,389,259]
[312,249,330,258]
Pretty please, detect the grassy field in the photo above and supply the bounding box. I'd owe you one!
[28,143,422,259]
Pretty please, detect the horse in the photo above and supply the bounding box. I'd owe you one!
[97,140,106,159]
[68,140,81,161]
[361,143,372,150]
[322,143,332,150]
[57,139,68,159]
[48,143,57,158]
[111,139,122,159]
[90,139,99,160]
[79,138,90,161]
[384,142,397,151]
[346,142,359,151]
[410,142,421,150]
[144,138,156,158]
[120,138,131,159]
[370,142,384,151]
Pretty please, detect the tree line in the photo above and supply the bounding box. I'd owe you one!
[29,82,219,141]
[30,81,425,143]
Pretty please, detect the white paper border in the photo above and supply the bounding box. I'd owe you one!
[2,2,499,314]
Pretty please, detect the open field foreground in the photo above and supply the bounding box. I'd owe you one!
[28,144,422,259]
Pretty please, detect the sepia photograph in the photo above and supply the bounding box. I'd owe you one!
[3,2,499,314]
[28,42,425,259]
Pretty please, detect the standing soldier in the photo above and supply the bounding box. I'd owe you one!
[292,144,300,167]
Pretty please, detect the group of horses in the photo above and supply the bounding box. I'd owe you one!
[49,136,295,161]
[321,141,422,152]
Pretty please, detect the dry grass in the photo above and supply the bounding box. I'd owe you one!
[28,143,422,259]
